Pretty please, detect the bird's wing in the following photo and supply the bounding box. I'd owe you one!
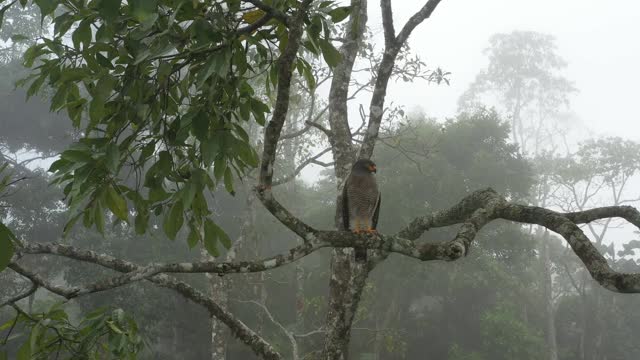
[371,192,381,230]
[341,179,350,230]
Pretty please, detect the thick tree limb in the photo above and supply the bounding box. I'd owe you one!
[327,0,368,180]
[9,242,282,360]
[359,0,443,159]
[380,0,396,49]
[259,1,311,188]
[17,189,640,302]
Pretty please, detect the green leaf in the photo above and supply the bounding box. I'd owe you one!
[96,0,121,23]
[213,157,226,181]
[201,138,220,167]
[34,0,57,17]
[134,210,148,235]
[94,200,106,234]
[129,0,158,23]
[242,9,265,24]
[63,212,82,237]
[250,98,270,126]
[89,97,105,126]
[181,182,197,210]
[105,143,120,173]
[16,339,30,360]
[204,218,231,251]
[186,223,200,249]
[105,186,128,221]
[72,19,92,50]
[236,141,259,167]
[196,50,230,89]
[328,6,351,23]
[53,12,75,37]
[163,200,184,240]
[61,149,93,163]
[203,219,220,257]
[192,112,210,141]
[0,223,16,272]
[319,39,341,68]
[95,74,116,101]
[223,167,234,195]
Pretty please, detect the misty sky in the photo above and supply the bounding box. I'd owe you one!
[377,0,639,140]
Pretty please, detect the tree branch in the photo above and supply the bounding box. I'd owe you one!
[273,148,332,186]
[380,0,396,48]
[0,283,37,308]
[11,242,282,360]
[258,1,311,188]
[359,0,443,160]
[15,188,640,295]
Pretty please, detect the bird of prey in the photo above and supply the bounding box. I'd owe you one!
[341,158,381,262]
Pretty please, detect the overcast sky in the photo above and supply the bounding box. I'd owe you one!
[374,0,639,140]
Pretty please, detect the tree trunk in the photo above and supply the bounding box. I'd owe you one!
[323,1,369,359]
[541,230,558,360]
[205,269,230,360]
[204,191,256,359]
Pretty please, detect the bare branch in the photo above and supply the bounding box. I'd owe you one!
[0,283,37,308]
[259,1,311,188]
[9,263,78,299]
[380,0,396,48]
[359,0,443,160]
[280,123,312,140]
[273,148,332,186]
[236,299,301,360]
[395,0,442,46]
[305,120,333,138]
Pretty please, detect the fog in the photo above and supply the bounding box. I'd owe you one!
[2,1,640,360]
[383,0,639,138]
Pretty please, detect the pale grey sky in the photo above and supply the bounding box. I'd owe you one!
[378,0,639,139]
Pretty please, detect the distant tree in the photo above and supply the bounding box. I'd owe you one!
[458,31,576,153]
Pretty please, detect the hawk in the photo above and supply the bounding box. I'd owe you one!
[341,158,381,262]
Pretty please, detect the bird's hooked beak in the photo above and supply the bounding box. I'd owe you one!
[369,164,377,173]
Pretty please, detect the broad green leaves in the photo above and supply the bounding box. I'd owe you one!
[1,0,351,255]
[1,304,144,359]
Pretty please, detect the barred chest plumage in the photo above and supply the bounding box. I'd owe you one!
[346,174,379,218]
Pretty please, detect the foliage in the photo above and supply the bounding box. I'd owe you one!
[5,0,348,257]
[479,304,544,360]
[1,304,144,359]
